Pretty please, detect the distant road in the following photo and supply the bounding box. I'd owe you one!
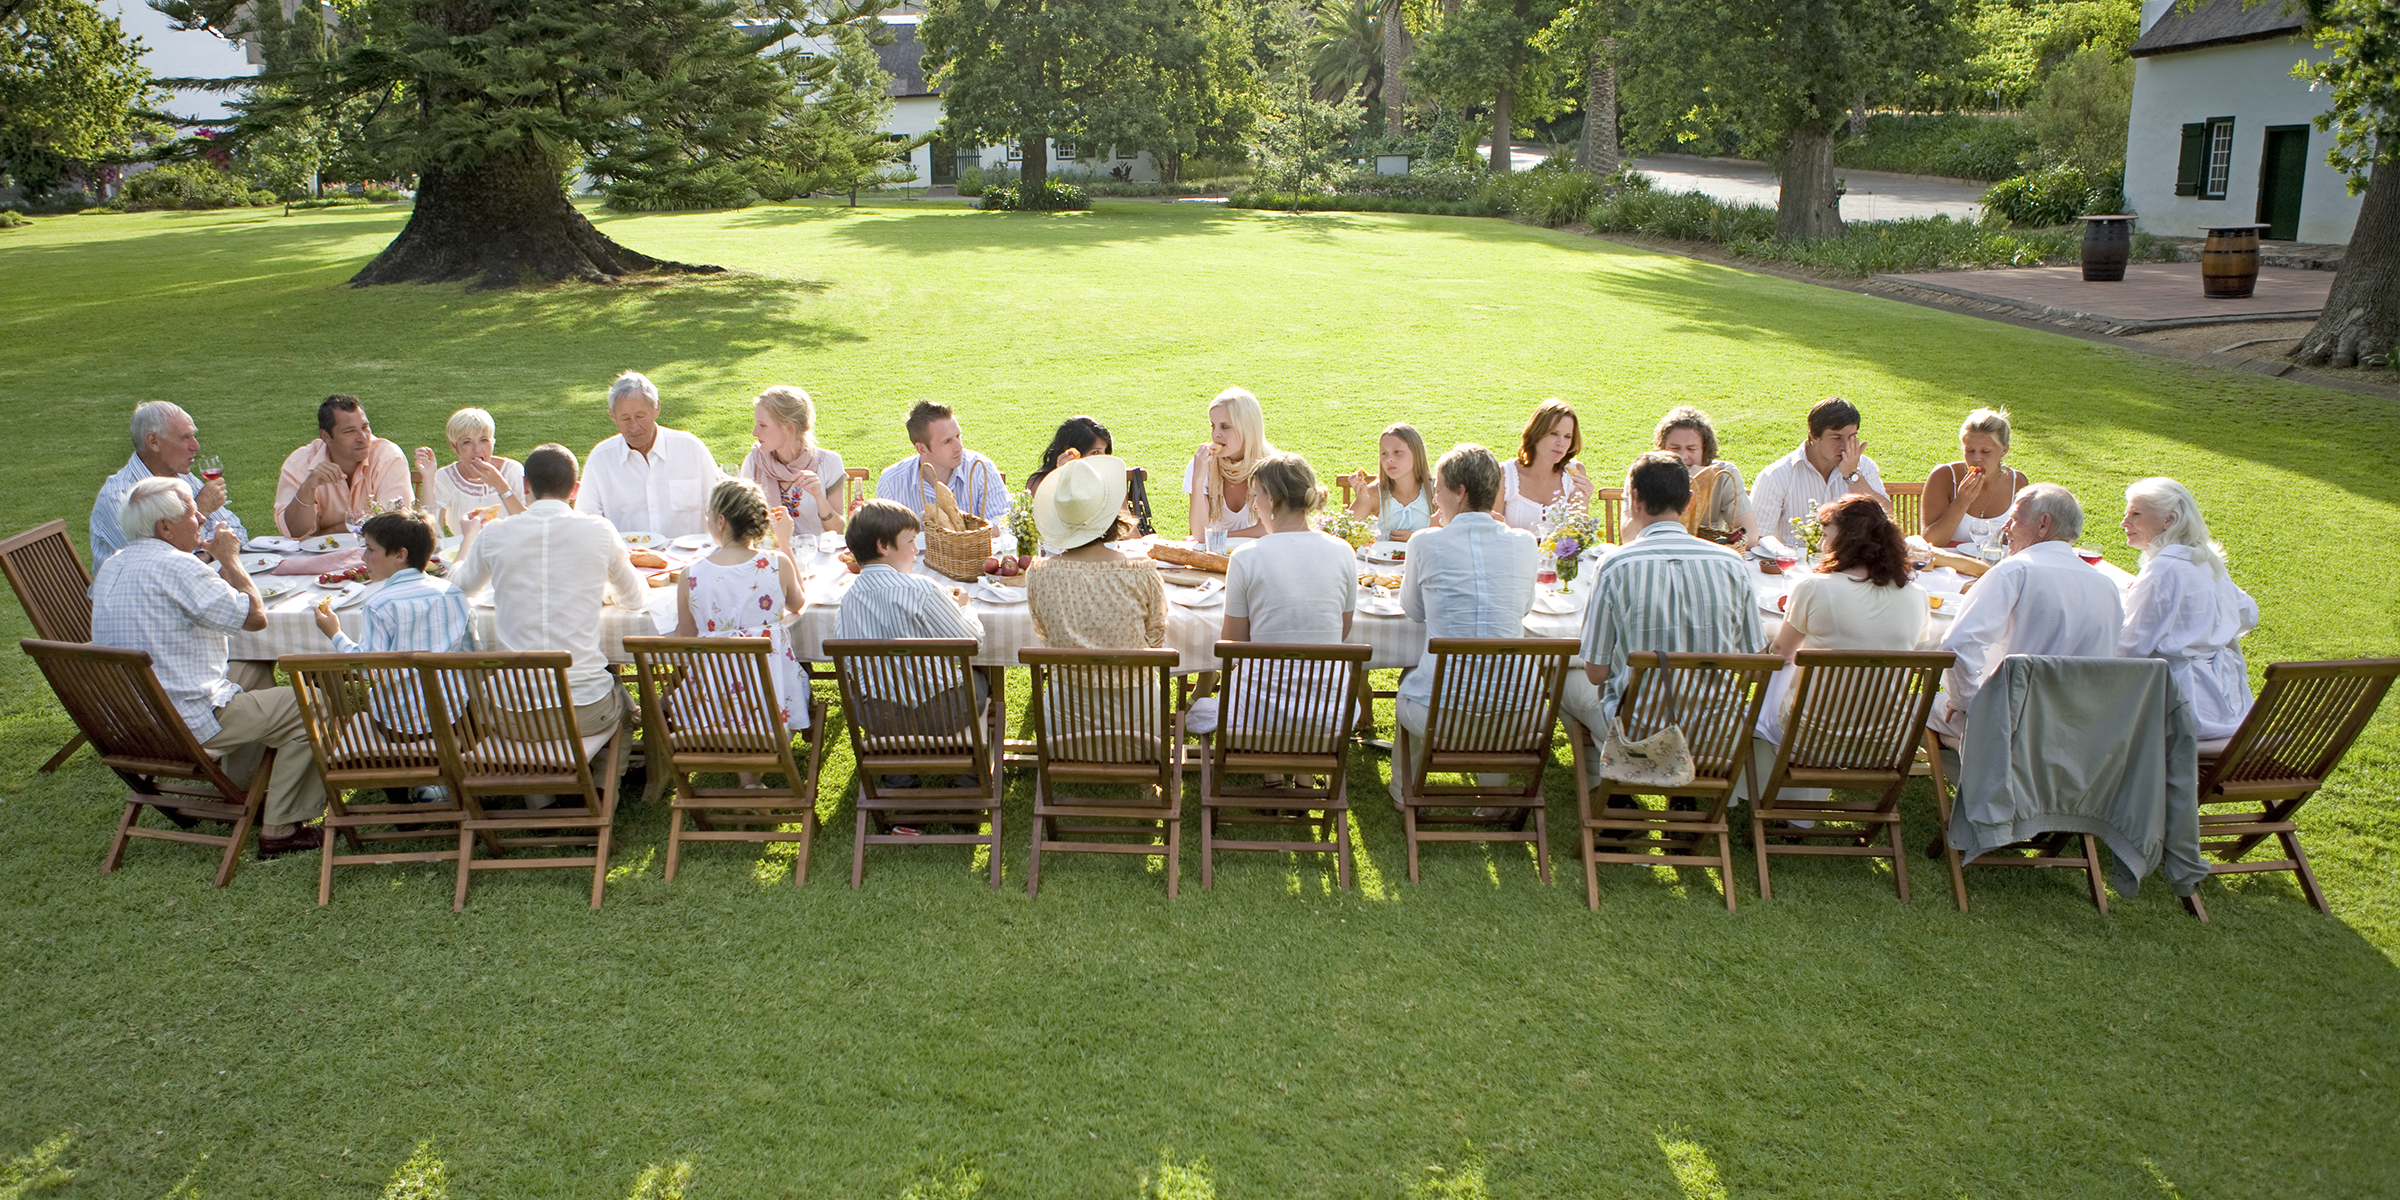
[1478,142,1987,223]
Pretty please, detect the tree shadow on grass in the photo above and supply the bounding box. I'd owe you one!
[811,202,1254,256]
[1581,260,2400,511]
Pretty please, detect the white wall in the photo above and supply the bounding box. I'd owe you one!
[2124,36,2365,244]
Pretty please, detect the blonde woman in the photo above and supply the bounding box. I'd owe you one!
[1344,423,1433,541]
[1654,405,1754,546]
[1183,386,1273,541]
[1921,407,2028,549]
[413,408,527,536]
[1497,399,1593,531]
[740,384,846,539]
[2119,477,2258,739]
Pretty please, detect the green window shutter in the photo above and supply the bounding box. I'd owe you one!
[2175,123,2206,196]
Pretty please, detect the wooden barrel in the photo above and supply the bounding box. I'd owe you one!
[2201,225,2262,299]
[2079,216,2131,281]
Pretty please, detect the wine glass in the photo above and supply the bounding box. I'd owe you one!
[195,454,224,483]
[345,508,367,537]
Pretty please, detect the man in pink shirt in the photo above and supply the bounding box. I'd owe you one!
[274,394,415,536]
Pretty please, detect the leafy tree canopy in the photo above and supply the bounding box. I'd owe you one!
[0,0,158,197]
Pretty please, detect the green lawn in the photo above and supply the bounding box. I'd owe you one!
[1,200,2396,1199]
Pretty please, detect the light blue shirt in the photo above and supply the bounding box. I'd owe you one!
[328,568,474,656]
[875,451,1012,525]
[1395,512,1539,709]
[89,453,248,570]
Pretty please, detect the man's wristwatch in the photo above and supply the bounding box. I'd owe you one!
[1844,470,1863,484]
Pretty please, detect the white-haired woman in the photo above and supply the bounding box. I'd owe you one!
[740,384,846,540]
[1921,408,2028,549]
[2119,477,2259,740]
[1184,386,1273,542]
[414,408,526,536]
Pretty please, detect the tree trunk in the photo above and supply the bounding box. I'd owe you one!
[1849,90,1868,138]
[1775,123,1845,240]
[1381,0,1409,137]
[1575,38,1620,177]
[1489,79,1515,173]
[1019,132,1049,194]
[2292,159,2400,369]
[349,142,719,289]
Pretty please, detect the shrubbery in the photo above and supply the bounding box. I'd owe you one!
[1833,114,2035,182]
[120,162,275,211]
[1585,185,1778,243]
[0,210,27,229]
[1982,164,2124,227]
[978,179,1090,212]
[1481,159,1608,226]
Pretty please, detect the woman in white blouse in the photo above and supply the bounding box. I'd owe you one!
[740,384,846,542]
[412,407,526,536]
[1222,453,1355,646]
[1496,399,1593,531]
[1184,386,1273,542]
[2118,477,2258,740]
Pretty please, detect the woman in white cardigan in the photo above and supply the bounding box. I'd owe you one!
[2117,477,2259,740]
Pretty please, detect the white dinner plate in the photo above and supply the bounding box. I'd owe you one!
[299,533,361,552]
[1357,595,1404,617]
[1757,593,1791,617]
[621,531,665,548]
[670,533,713,551]
[238,553,280,572]
[1531,591,1582,615]
[1166,579,1225,608]
[257,579,302,600]
[330,581,372,609]
[1361,540,1408,565]
[970,578,1029,605]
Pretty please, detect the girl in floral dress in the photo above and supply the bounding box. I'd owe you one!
[674,480,811,742]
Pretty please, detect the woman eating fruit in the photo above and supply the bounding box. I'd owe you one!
[1919,407,2028,549]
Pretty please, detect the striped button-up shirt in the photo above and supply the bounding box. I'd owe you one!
[89,537,255,742]
[89,453,249,570]
[329,568,473,655]
[834,564,985,641]
[875,451,1012,526]
[1580,520,1767,711]
[1396,512,1540,709]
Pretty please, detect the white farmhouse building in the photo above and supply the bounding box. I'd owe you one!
[2123,0,2363,244]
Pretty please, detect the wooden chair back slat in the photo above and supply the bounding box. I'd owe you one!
[1781,652,1951,774]
[1026,648,1178,767]
[825,638,987,757]
[1596,488,1624,543]
[2206,659,2400,792]
[1215,642,1369,760]
[419,652,595,792]
[1422,637,1576,757]
[624,636,785,757]
[22,639,233,789]
[284,653,448,775]
[1,521,94,643]
[1885,483,1925,538]
[1614,652,1784,778]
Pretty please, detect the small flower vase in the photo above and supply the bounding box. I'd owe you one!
[1556,555,1580,593]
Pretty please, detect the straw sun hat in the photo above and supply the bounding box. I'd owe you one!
[1032,455,1129,550]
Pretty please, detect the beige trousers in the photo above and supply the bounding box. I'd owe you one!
[203,686,326,827]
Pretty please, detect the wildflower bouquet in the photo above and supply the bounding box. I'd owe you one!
[1539,508,1607,592]
[1318,509,1375,550]
[1006,485,1040,555]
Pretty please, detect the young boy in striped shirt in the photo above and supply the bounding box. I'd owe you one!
[313,509,472,802]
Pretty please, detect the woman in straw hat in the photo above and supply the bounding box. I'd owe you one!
[1025,455,1165,650]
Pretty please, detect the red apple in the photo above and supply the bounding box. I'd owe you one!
[983,555,1001,574]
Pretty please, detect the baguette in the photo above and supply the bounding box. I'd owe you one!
[1925,547,1991,578]
[629,548,669,569]
[1148,543,1230,574]
[930,481,964,532]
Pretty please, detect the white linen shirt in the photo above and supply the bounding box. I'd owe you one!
[88,537,254,742]
[877,451,1011,526]
[574,428,723,538]
[451,499,647,706]
[1940,539,2124,717]
[1748,444,1890,547]
[1396,512,1539,709]
[88,453,248,570]
[2118,545,2259,740]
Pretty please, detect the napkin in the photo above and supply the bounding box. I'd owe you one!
[244,535,313,554]
[272,548,366,576]
[967,579,1026,604]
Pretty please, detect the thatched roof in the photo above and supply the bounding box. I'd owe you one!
[2130,0,2306,58]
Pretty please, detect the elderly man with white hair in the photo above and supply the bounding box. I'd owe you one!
[1929,482,2125,739]
[88,477,325,855]
[89,401,249,569]
[574,370,723,538]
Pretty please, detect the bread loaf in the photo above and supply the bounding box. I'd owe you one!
[1149,543,1230,574]
[1924,547,1991,578]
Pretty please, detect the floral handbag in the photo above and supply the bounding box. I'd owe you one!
[1599,651,1698,788]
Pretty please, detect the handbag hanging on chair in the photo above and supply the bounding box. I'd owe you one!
[1600,650,1698,788]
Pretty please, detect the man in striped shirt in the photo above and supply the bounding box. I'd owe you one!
[1559,452,1767,744]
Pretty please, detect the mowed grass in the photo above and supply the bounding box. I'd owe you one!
[1,199,2397,1198]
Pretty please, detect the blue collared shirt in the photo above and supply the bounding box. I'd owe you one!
[328,568,474,656]
[89,453,249,570]
[875,451,1012,525]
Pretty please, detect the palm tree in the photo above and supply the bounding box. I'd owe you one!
[1308,0,1383,103]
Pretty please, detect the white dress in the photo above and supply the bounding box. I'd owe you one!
[2119,545,2258,740]
[1182,458,1255,533]
[685,553,810,731]
[429,459,527,536]
[1498,460,1582,532]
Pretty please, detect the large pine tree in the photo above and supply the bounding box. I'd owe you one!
[156,0,891,288]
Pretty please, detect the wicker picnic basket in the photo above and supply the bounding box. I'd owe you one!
[924,514,997,581]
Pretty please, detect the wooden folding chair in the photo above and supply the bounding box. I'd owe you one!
[1884,482,1925,538]
[22,640,268,887]
[625,636,829,888]
[1396,638,1576,885]
[1563,651,1783,910]
[285,652,466,905]
[419,652,628,911]
[1595,488,1625,543]
[2190,657,2400,913]
[824,638,1004,889]
[3,521,96,772]
[1200,642,1368,889]
[1747,651,1953,903]
[1022,647,1184,897]
[1922,723,2114,915]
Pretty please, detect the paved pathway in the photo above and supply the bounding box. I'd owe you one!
[1880,262,2329,329]
[1629,154,1987,223]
